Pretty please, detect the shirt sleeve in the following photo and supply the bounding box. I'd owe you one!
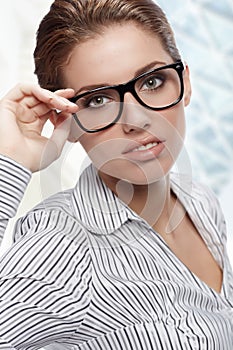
[0,340,15,350]
[0,208,91,348]
[0,155,31,245]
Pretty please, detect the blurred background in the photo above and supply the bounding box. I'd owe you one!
[0,0,233,264]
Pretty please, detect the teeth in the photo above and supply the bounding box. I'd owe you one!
[134,142,158,152]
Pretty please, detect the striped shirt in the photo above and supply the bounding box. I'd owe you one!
[0,155,233,349]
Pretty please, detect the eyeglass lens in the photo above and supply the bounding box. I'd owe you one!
[73,66,182,132]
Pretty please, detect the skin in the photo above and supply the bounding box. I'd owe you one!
[0,85,78,172]
[63,23,191,226]
[63,23,222,293]
[0,23,222,292]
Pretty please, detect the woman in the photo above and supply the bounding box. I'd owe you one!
[0,0,232,349]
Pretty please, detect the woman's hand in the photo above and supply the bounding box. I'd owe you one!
[0,84,78,172]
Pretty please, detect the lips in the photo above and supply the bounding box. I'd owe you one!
[123,136,163,153]
[130,141,160,152]
[122,137,165,162]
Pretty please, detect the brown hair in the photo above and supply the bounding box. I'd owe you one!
[34,0,181,91]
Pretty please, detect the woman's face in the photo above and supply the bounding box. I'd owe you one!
[63,23,191,188]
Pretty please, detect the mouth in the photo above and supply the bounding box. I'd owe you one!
[122,137,165,162]
[130,141,161,152]
[123,136,164,153]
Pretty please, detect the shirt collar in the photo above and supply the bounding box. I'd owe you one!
[72,164,139,234]
[72,165,197,235]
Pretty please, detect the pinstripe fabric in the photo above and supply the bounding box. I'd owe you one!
[0,155,233,349]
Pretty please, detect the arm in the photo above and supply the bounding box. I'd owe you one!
[0,84,78,246]
[0,208,91,349]
[0,156,31,245]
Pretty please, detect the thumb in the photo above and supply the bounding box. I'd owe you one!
[39,115,72,170]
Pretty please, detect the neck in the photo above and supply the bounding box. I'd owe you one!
[99,171,181,234]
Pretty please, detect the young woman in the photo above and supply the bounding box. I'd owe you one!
[0,0,232,349]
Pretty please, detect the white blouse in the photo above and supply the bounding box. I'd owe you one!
[0,155,233,349]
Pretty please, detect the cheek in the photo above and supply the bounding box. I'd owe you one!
[157,106,185,166]
[78,123,127,168]
[175,109,186,139]
[78,132,116,168]
[77,106,186,182]
[80,135,123,170]
[162,105,186,143]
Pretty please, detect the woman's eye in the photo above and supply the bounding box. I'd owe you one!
[142,76,163,90]
[89,96,110,107]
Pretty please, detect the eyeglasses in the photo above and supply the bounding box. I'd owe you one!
[69,61,185,133]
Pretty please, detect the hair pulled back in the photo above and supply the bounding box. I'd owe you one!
[34,0,181,91]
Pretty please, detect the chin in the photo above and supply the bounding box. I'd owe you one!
[98,157,173,187]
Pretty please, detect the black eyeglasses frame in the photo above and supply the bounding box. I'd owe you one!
[69,61,185,133]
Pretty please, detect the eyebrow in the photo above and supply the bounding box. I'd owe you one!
[75,60,166,95]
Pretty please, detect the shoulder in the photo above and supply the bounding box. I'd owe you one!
[171,172,221,211]
[13,166,94,242]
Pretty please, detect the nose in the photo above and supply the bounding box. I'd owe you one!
[121,92,151,134]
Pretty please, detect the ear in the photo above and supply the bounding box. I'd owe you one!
[183,63,192,107]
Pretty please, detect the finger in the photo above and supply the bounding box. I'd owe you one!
[19,110,52,136]
[54,88,75,98]
[49,108,73,127]
[20,95,40,108]
[19,102,52,123]
[50,115,72,149]
[18,94,76,124]
[3,83,47,101]
[4,84,78,113]
[39,116,72,169]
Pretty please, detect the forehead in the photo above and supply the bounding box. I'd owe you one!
[63,23,172,90]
